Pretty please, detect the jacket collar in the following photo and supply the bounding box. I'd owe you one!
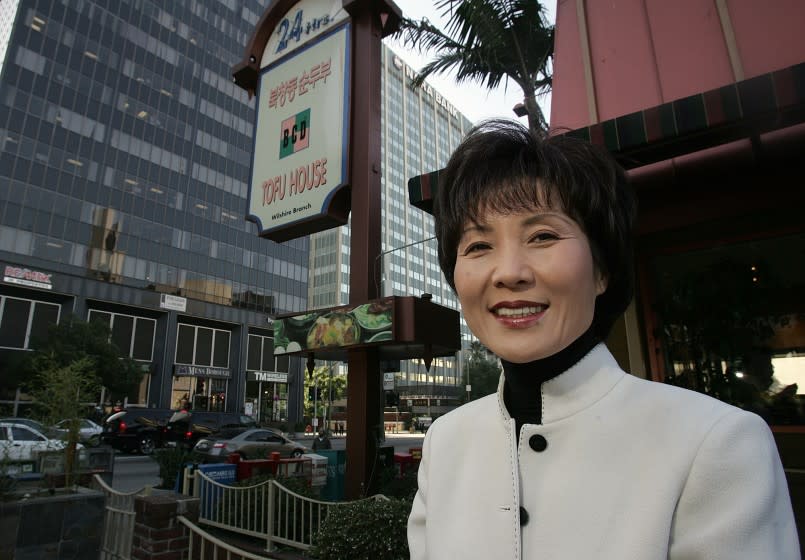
[496,343,625,428]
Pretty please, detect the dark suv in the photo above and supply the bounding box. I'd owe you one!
[101,408,173,454]
[163,410,256,450]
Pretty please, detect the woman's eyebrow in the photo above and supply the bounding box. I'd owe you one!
[521,212,571,227]
[460,222,489,236]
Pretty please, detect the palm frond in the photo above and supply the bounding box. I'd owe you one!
[393,0,555,131]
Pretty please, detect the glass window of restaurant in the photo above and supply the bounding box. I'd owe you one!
[173,323,231,411]
[649,232,804,426]
[245,331,291,425]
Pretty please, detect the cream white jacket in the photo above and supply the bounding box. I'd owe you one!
[408,344,800,559]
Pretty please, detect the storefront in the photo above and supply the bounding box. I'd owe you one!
[633,152,805,423]
[245,370,289,424]
[0,262,303,422]
[0,264,158,412]
[171,364,231,411]
[244,329,291,424]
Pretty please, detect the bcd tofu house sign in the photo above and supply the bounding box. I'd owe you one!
[246,1,351,242]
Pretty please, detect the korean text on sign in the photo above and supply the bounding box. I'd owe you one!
[268,59,332,109]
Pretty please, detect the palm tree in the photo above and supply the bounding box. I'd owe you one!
[394,0,554,134]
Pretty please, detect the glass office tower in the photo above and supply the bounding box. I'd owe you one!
[308,46,475,414]
[0,0,307,423]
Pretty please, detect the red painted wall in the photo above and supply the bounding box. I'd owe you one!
[551,0,805,130]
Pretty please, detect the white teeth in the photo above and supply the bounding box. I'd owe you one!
[493,306,544,317]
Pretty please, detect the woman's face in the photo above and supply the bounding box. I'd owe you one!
[453,205,606,363]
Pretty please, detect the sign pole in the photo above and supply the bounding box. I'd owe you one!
[233,0,402,499]
[342,0,396,499]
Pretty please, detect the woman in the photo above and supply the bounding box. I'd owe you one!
[407,119,799,559]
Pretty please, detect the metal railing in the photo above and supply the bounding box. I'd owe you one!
[178,515,271,559]
[190,468,388,552]
[92,474,152,560]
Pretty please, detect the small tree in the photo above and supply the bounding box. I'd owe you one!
[26,357,98,487]
[304,364,347,422]
[18,315,143,405]
[462,341,501,402]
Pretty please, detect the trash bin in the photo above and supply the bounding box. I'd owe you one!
[316,449,346,501]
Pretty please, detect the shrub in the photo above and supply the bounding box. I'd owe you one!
[376,464,419,501]
[309,497,411,560]
[151,447,197,489]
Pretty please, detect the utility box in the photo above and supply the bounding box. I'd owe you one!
[315,449,346,502]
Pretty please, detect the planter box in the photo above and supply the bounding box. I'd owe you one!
[0,486,104,559]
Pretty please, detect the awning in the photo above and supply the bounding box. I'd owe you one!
[408,61,805,215]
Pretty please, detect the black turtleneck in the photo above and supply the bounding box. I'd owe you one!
[502,326,599,438]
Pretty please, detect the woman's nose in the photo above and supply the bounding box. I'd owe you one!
[492,247,534,288]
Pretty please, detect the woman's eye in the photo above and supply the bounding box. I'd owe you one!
[463,242,491,254]
[530,232,559,243]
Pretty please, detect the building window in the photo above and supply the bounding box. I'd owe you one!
[0,296,60,350]
[247,333,290,372]
[87,310,156,362]
[88,309,156,405]
[174,324,231,368]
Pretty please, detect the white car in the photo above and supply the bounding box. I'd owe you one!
[0,421,77,464]
[53,418,103,444]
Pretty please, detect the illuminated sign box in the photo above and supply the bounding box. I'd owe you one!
[273,296,460,363]
[247,13,351,242]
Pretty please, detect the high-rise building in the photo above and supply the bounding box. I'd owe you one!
[0,0,307,424]
[308,45,475,411]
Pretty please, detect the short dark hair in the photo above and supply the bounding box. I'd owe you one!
[435,119,636,340]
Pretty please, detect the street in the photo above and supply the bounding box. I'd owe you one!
[295,432,425,454]
[112,455,161,492]
[110,432,426,492]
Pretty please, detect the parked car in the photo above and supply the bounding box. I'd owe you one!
[52,418,103,445]
[100,408,174,454]
[0,417,58,438]
[0,421,80,464]
[193,427,308,462]
[164,410,257,450]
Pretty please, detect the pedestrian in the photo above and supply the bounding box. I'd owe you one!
[407,119,799,559]
[312,429,331,451]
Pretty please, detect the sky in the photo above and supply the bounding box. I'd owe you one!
[383,0,557,125]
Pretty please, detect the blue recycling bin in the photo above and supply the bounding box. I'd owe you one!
[315,449,346,501]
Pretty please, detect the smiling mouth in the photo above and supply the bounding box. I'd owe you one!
[492,305,546,318]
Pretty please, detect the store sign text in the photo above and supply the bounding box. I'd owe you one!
[262,158,327,210]
[3,265,53,290]
[252,371,288,383]
[262,0,348,67]
[275,10,331,55]
[268,60,331,108]
[395,56,460,120]
[174,365,231,379]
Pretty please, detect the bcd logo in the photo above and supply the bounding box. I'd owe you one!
[279,108,310,159]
